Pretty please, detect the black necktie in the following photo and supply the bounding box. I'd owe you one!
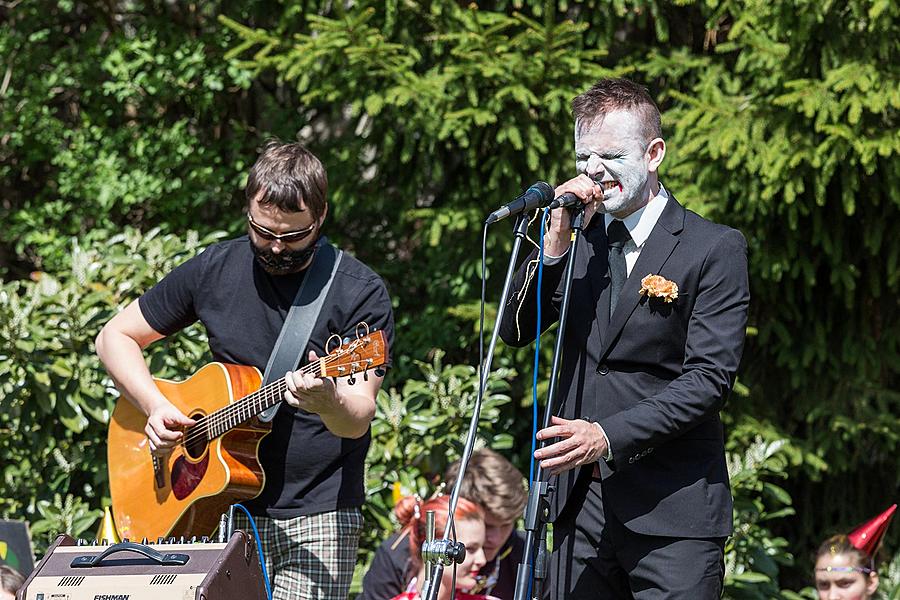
[607,220,631,317]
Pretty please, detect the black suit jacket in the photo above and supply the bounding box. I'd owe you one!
[499,195,749,538]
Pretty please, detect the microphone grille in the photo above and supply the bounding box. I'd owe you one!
[529,181,555,203]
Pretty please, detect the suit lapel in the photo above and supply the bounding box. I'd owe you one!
[600,195,686,358]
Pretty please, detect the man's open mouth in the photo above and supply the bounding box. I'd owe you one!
[600,180,620,192]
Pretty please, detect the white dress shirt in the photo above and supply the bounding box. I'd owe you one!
[603,183,669,276]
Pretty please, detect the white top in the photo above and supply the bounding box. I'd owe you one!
[604,183,669,276]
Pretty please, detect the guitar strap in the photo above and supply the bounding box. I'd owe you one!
[257,236,343,423]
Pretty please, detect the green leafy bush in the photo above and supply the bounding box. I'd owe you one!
[0,229,219,552]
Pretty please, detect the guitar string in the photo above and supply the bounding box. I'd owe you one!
[176,354,344,449]
[176,336,382,448]
[175,347,377,450]
[177,355,336,449]
[190,341,377,438]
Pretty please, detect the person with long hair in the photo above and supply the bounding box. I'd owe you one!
[390,495,492,600]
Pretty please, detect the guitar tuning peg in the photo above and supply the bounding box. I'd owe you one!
[375,367,386,377]
[363,370,369,381]
[348,375,356,385]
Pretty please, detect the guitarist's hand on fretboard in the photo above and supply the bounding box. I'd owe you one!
[283,350,337,415]
[146,401,196,454]
[283,349,384,439]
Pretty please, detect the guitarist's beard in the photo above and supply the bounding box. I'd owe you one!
[250,238,319,275]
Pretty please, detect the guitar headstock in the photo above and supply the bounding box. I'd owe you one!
[320,330,388,379]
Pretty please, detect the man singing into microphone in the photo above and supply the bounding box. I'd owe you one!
[499,78,750,598]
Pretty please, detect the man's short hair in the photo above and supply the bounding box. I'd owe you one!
[572,77,663,145]
[444,448,527,525]
[245,140,328,220]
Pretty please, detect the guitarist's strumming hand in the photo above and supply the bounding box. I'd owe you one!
[283,350,338,416]
[146,401,196,454]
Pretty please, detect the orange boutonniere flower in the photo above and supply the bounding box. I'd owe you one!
[640,274,679,302]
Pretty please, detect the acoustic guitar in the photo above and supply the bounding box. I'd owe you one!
[108,328,387,540]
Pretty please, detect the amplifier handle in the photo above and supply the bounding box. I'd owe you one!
[70,541,190,568]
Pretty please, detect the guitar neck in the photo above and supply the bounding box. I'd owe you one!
[198,361,322,440]
[189,329,386,441]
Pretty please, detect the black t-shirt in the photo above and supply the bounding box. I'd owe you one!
[357,530,526,600]
[139,235,394,518]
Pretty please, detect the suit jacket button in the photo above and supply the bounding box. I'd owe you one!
[628,457,635,464]
[596,364,609,376]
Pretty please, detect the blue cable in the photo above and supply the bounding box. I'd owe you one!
[527,208,549,600]
[232,503,273,600]
[529,208,548,483]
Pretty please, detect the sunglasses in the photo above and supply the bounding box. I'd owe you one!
[247,212,317,244]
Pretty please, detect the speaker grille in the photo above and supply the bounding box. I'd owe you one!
[150,574,178,585]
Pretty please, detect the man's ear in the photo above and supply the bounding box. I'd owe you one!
[646,138,666,173]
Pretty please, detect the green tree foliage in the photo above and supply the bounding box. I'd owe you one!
[2,0,898,593]
[0,229,219,551]
[0,0,276,276]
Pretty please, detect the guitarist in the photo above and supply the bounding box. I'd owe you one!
[96,140,394,600]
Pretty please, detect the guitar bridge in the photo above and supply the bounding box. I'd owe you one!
[152,453,165,489]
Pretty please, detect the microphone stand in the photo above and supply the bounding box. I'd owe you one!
[513,203,587,600]
[421,212,533,600]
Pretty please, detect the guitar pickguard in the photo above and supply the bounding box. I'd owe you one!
[171,453,209,500]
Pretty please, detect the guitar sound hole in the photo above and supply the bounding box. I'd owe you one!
[184,417,208,460]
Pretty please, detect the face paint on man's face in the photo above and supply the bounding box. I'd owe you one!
[574,110,652,217]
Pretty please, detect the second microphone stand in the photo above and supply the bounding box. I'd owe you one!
[513,203,588,600]
[420,211,534,600]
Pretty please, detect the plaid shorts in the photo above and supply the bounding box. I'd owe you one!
[233,508,364,600]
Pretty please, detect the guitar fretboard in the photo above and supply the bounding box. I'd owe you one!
[186,366,317,445]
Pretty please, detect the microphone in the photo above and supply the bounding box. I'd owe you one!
[546,192,581,211]
[485,182,555,224]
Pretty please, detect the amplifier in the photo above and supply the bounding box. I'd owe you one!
[17,531,267,600]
